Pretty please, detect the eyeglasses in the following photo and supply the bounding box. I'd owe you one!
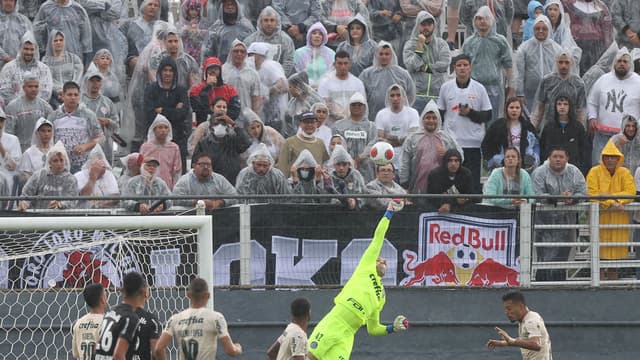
[196,162,212,168]
[378,168,395,173]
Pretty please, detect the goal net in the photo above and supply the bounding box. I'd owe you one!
[0,215,212,359]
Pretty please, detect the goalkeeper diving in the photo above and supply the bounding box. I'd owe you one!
[307,199,409,360]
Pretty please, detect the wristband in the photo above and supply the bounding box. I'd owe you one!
[384,210,394,219]
[386,324,394,334]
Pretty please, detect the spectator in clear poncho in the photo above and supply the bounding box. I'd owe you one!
[33,0,92,64]
[311,102,332,152]
[140,114,181,190]
[324,143,366,210]
[278,111,330,177]
[365,162,406,210]
[289,148,329,203]
[179,0,208,62]
[335,15,377,77]
[0,107,22,196]
[0,32,52,106]
[223,39,265,116]
[247,42,288,131]
[367,0,403,58]
[81,66,119,166]
[18,140,78,211]
[119,0,161,74]
[4,73,53,152]
[544,0,582,74]
[317,51,366,125]
[242,108,285,167]
[359,40,415,122]
[204,0,255,65]
[172,152,238,209]
[243,6,296,76]
[116,152,142,191]
[321,0,369,49]
[0,0,33,68]
[284,71,324,138]
[459,0,514,42]
[272,0,323,48]
[74,144,119,209]
[398,0,444,66]
[294,22,335,89]
[611,0,640,35]
[122,154,172,214]
[17,117,53,185]
[17,0,43,21]
[148,25,200,91]
[235,142,291,203]
[42,30,84,109]
[91,49,123,106]
[462,6,514,126]
[515,15,564,116]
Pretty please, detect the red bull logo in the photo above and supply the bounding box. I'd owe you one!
[400,250,460,286]
[429,224,507,251]
[466,259,519,286]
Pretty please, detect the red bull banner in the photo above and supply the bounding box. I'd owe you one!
[400,213,519,287]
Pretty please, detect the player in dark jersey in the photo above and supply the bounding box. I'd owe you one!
[95,272,148,360]
[134,307,162,360]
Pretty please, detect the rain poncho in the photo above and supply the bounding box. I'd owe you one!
[90,49,123,104]
[562,0,613,75]
[359,40,416,122]
[242,109,285,165]
[42,30,84,99]
[204,0,255,64]
[20,140,78,209]
[321,0,369,49]
[284,71,324,138]
[247,42,288,127]
[326,144,367,208]
[367,0,402,43]
[586,140,636,259]
[460,0,514,41]
[119,0,161,67]
[335,14,377,77]
[121,165,173,212]
[116,152,141,191]
[172,167,238,207]
[611,0,640,34]
[332,92,377,181]
[222,39,265,115]
[523,1,544,42]
[609,115,640,174]
[235,143,291,202]
[17,117,54,181]
[0,108,22,195]
[4,79,53,152]
[243,6,296,76]
[544,0,582,73]
[179,0,208,62]
[81,66,119,165]
[0,32,53,105]
[148,26,200,91]
[277,121,330,177]
[33,0,92,60]
[365,176,406,210]
[400,100,463,192]
[514,16,564,114]
[272,0,322,34]
[294,22,335,88]
[403,11,452,101]
[0,0,33,68]
[289,148,328,202]
[140,114,181,190]
[17,0,42,20]
[73,144,119,208]
[49,102,104,173]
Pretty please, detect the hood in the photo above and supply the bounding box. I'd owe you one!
[346,13,371,43]
[619,114,638,139]
[202,56,224,85]
[329,144,354,167]
[411,11,437,38]
[82,63,103,94]
[31,117,54,146]
[217,0,244,25]
[472,6,497,35]
[45,29,66,58]
[181,0,202,22]
[293,149,318,168]
[600,139,625,169]
[305,22,328,48]
[420,100,442,131]
[348,91,369,119]
[119,152,142,175]
[554,50,575,74]
[147,114,173,142]
[226,38,247,65]
[532,15,552,41]
[528,1,544,18]
[311,102,328,113]
[0,0,18,14]
[155,55,179,89]
[372,40,398,68]
[442,148,463,167]
[139,0,161,21]
[544,0,565,24]
[247,143,274,167]
[384,83,410,109]
[612,47,635,77]
[18,31,40,62]
[81,144,112,172]
[256,6,281,36]
[93,49,113,67]
[46,140,70,174]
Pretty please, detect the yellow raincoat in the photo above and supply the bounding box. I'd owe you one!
[587,140,637,259]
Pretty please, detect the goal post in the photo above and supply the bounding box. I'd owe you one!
[0,215,213,358]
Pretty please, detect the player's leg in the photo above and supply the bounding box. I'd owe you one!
[308,313,351,359]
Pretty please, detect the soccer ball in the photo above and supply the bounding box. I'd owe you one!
[370,141,394,165]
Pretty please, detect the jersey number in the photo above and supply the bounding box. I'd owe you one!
[80,341,96,360]
[98,320,114,351]
[181,339,199,360]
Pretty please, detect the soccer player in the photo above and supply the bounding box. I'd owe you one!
[134,306,162,360]
[153,278,243,359]
[306,200,409,360]
[95,272,148,360]
[72,283,107,359]
[487,291,552,359]
[267,297,311,360]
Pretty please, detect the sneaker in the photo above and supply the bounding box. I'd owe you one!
[447,41,457,51]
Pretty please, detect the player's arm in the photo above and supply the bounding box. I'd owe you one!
[366,313,409,337]
[488,326,541,351]
[71,322,79,359]
[112,337,130,360]
[355,201,397,273]
[220,335,243,357]
[266,339,280,360]
[152,331,172,360]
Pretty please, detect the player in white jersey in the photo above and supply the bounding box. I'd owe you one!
[267,297,311,360]
[153,278,243,359]
[72,283,107,359]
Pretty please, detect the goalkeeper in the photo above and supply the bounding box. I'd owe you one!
[307,199,409,360]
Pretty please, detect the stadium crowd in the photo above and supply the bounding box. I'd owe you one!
[0,0,638,221]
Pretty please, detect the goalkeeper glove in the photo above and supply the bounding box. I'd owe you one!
[393,315,409,332]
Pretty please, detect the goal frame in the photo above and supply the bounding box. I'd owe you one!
[0,215,214,308]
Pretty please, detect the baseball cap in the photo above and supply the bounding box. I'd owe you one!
[349,92,366,105]
[247,42,270,57]
[298,112,316,122]
[143,155,160,166]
